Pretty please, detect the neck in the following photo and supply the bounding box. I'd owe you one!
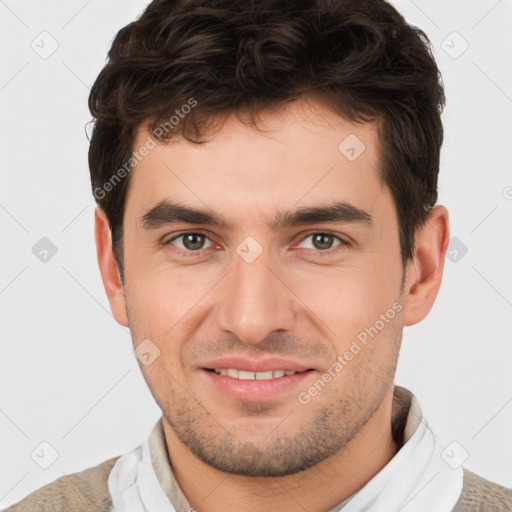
[163,391,399,512]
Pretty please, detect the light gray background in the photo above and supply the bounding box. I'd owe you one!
[1,0,511,508]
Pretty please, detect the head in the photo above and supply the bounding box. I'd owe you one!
[91,0,449,477]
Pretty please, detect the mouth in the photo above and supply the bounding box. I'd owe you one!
[201,362,316,402]
[206,368,309,380]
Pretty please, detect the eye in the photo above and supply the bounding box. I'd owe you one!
[163,231,350,258]
[295,233,349,254]
[165,232,214,253]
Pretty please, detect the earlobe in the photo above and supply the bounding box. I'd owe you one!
[402,205,450,327]
[94,207,129,327]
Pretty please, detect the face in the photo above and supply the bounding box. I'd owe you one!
[118,97,406,477]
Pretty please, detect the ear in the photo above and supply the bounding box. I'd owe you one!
[94,207,129,327]
[402,205,450,326]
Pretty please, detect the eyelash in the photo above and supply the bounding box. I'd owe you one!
[163,231,350,258]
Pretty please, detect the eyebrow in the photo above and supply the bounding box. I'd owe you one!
[141,199,373,231]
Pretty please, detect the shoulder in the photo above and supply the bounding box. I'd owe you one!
[2,455,121,512]
[453,468,512,511]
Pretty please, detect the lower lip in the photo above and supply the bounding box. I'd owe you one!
[202,369,314,402]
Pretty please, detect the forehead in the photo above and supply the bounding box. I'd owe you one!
[126,98,390,230]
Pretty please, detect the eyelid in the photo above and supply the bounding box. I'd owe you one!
[163,230,351,255]
[164,230,215,250]
[291,231,350,251]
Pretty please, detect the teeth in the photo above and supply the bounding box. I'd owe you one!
[213,368,298,380]
[256,371,273,380]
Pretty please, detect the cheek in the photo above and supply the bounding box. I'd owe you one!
[124,269,221,373]
[126,266,212,328]
[296,266,396,330]
[286,258,402,364]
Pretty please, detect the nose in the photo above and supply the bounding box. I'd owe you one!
[215,245,297,345]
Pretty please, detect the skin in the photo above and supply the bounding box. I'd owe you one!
[95,96,450,512]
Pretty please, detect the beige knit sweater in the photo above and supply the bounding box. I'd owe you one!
[4,451,512,511]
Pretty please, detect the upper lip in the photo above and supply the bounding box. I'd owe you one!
[201,357,313,373]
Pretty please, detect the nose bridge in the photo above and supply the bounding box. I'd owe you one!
[216,244,295,344]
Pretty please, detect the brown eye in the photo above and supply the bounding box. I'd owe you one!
[311,233,336,250]
[297,233,346,252]
[166,232,213,252]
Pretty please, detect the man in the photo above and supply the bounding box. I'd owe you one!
[4,0,511,510]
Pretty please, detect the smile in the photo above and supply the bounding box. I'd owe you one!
[212,368,302,380]
[203,367,315,401]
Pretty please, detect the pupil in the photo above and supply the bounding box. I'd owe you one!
[314,234,332,250]
[184,234,204,250]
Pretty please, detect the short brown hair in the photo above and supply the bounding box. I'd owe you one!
[88,0,445,282]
